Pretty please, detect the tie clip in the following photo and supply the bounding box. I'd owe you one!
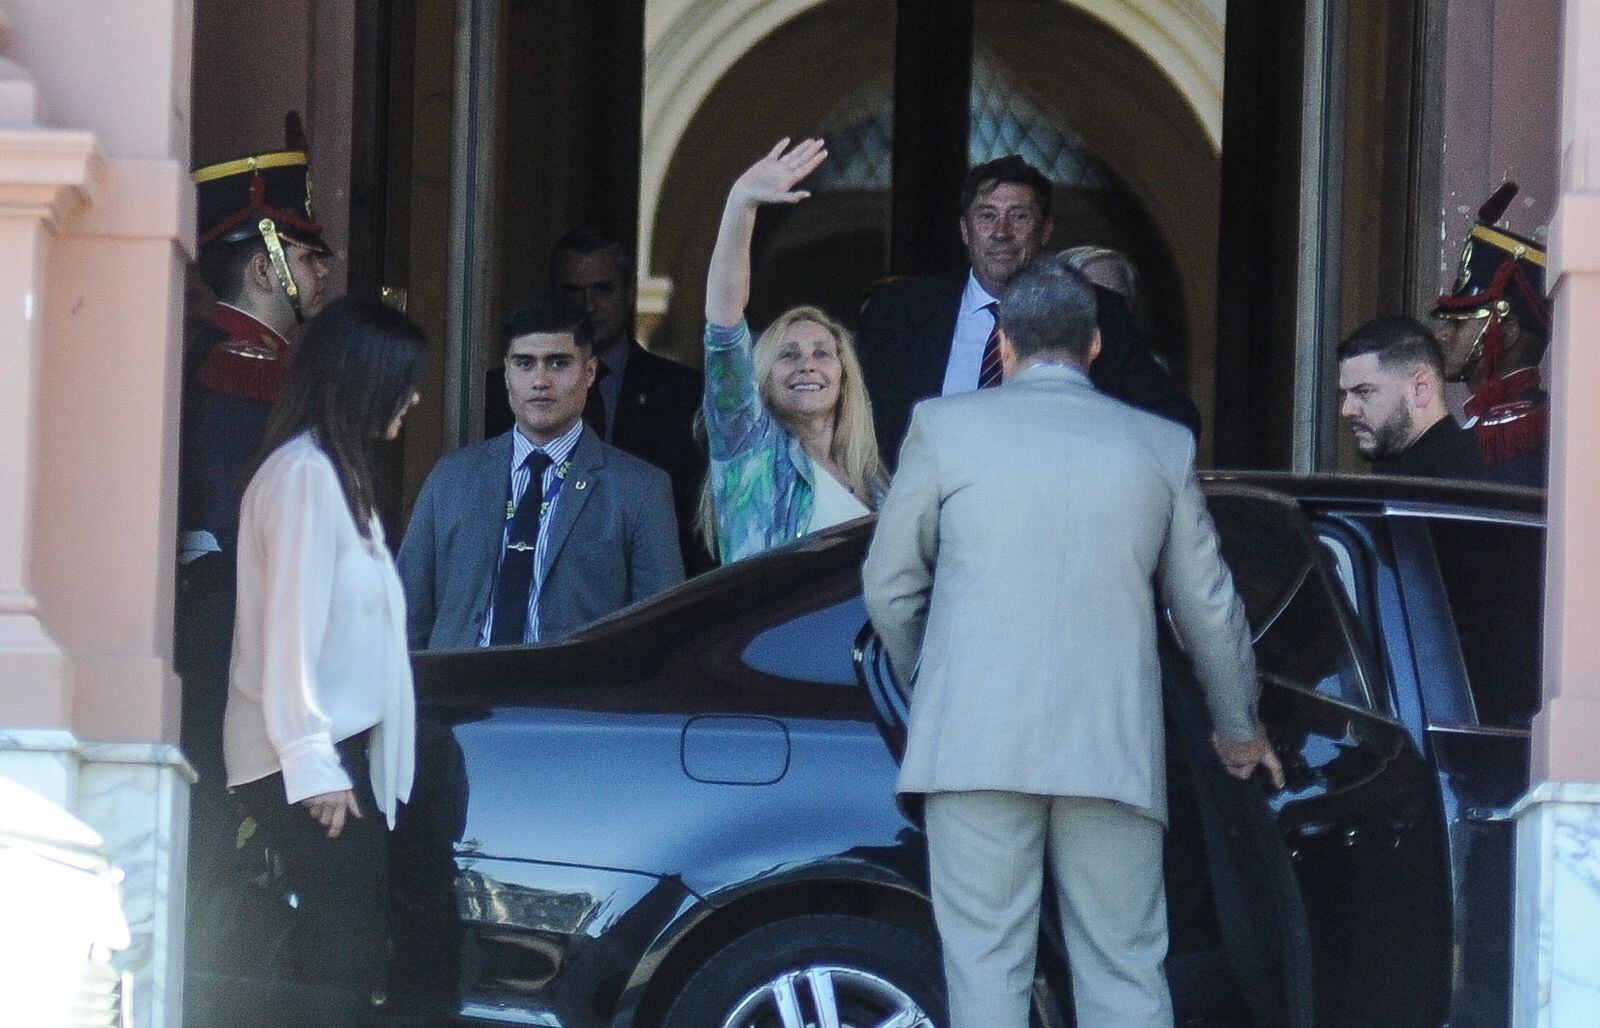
[506,541,536,552]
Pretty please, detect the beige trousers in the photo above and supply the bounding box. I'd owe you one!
[924,790,1173,1028]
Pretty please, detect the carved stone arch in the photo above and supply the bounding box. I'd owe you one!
[641,0,1224,275]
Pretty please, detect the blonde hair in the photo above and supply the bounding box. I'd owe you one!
[698,306,887,560]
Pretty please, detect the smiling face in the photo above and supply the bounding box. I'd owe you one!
[959,180,1053,296]
[504,331,597,444]
[765,319,843,426]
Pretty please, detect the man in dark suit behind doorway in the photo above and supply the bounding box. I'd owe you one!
[488,228,710,572]
[856,155,1200,462]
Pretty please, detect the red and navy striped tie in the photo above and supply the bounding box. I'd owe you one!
[977,301,1003,389]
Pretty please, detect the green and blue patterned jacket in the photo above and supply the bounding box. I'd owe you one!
[703,320,821,564]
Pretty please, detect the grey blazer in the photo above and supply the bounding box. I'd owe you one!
[861,364,1257,822]
[398,427,684,651]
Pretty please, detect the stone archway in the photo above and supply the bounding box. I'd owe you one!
[641,0,1223,453]
[641,0,1224,276]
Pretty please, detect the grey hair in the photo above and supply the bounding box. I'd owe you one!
[998,253,1098,361]
[1061,245,1138,300]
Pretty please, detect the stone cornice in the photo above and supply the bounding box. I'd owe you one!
[0,128,103,230]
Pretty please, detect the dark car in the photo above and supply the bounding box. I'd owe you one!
[190,475,1543,1027]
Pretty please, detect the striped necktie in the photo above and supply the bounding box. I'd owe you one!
[977,301,1003,389]
[490,449,554,646]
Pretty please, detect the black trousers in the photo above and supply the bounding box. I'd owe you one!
[228,733,390,1025]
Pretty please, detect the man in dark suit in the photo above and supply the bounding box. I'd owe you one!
[404,302,684,650]
[488,228,709,571]
[857,155,1200,461]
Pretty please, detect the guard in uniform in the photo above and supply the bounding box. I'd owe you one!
[1433,183,1550,487]
[177,120,331,871]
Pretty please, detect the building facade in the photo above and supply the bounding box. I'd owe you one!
[1,0,1597,1022]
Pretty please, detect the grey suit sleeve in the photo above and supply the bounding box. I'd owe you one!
[861,407,941,684]
[1157,449,1259,742]
[628,467,686,602]
[396,473,438,651]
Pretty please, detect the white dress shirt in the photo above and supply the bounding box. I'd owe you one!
[939,271,1001,397]
[224,433,415,828]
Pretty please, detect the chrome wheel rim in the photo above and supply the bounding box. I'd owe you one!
[719,964,934,1028]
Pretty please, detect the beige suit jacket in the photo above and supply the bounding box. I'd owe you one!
[861,363,1258,822]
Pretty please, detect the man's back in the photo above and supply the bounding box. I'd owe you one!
[865,365,1251,819]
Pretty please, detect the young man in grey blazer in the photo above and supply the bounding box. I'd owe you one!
[399,301,683,651]
[862,255,1283,1028]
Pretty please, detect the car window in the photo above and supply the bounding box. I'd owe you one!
[1424,518,1543,728]
[1207,493,1374,709]
[741,595,869,686]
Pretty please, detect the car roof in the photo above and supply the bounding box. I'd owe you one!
[413,474,1543,688]
[1203,471,1545,520]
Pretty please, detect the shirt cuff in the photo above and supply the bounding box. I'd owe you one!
[275,734,354,805]
[1211,707,1259,743]
[705,321,748,349]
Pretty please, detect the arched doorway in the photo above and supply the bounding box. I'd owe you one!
[643,0,1222,454]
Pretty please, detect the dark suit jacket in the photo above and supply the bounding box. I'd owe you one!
[397,427,684,651]
[856,270,1202,463]
[486,340,710,573]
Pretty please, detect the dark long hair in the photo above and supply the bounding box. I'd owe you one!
[251,297,428,538]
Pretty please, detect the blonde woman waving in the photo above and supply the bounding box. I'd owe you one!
[701,138,887,564]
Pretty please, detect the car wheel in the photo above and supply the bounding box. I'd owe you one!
[662,914,946,1028]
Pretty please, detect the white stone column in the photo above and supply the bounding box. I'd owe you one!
[1514,2,1600,1025]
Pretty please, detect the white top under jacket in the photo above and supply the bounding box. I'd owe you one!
[224,433,416,828]
[807,464,871,533]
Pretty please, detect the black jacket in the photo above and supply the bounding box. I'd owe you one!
[856,271,1202,463]
[1371,416,1486,482]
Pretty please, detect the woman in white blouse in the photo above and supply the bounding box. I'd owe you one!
[222,297,425,1020]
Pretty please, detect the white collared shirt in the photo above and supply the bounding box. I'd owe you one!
[479,419,585,646]
[939,271,1001,397]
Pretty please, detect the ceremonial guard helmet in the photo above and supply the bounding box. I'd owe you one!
[1432,182,1549,387]
[192,113,331,323]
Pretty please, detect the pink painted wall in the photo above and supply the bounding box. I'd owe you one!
[191,0,352,296]
[0,0,193,742]
[1532,0,1600,784]
[1436,0,1561,274]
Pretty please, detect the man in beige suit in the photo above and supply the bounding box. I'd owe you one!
[862,255,1283,1028]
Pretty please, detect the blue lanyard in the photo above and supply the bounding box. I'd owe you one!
[505,458,573,525]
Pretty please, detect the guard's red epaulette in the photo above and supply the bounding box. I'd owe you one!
[195,305,289,405]
[1474,400,1547,467]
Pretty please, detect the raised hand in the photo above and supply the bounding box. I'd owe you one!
[729,137,828,208]
[707,138,828,325]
